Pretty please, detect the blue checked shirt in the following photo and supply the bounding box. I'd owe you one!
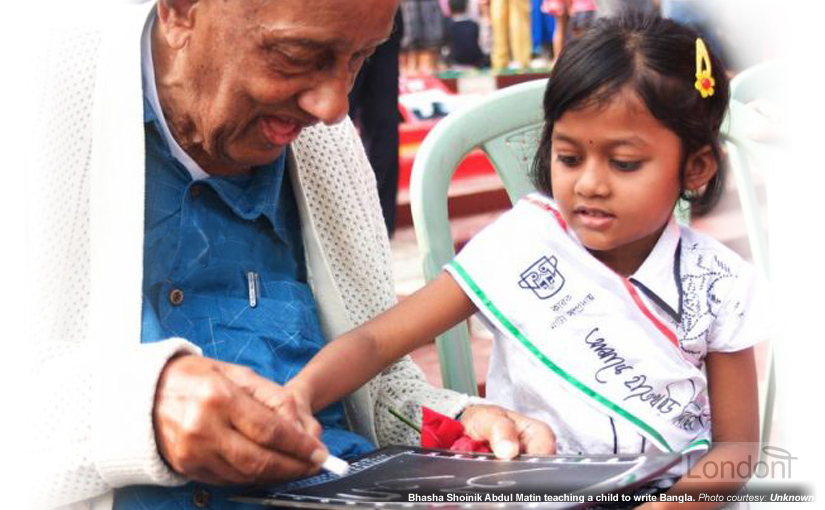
[113,97,373,510]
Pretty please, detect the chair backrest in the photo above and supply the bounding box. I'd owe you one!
[730,60,782,105]
[410,78,547,395]
[727,65,779,447]
[727,61,781,276]
[410,76,778,441]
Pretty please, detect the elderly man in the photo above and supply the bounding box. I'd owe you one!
[27,0,554,509]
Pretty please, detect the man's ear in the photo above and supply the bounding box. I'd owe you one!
[684,145,719,192]
[156,0,201,50]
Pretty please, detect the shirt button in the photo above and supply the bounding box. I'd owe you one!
[190,184,202,198]
[168,288,184,306]
[192,487,210,508]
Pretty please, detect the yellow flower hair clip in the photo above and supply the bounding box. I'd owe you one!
[694,38,715,98]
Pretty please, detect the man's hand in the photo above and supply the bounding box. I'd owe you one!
[153,355,327,486]
[459,404,556,459]
[278,380,321,437]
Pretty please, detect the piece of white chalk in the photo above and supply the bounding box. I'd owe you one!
[321,454,350,476]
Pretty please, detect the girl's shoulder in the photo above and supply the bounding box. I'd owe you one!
[677,224,754,277]
[676,224,770,353]
[676,224,763,301]
[454,193,563,259]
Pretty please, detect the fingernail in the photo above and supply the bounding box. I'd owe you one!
[494,440,518,460]
[310,448,327,466]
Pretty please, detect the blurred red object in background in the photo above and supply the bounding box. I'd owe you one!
[398,76,494,190]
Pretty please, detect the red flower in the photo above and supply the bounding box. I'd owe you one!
[420,406,493,454]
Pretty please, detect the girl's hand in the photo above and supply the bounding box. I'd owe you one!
[268,381,323,439]
[460,404,557,459]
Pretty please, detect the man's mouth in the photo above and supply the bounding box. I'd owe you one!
[260,115,304,146]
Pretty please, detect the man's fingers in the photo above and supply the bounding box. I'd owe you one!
[218,362,321,438]
[153,356,327,485]
[228,389,326,464]
[271,393,301,426]
[508,411,557,455]
[265,391,323,439]
[187,466,231,487]
[209,456,252,486]
[219,363,286,409]
[302,415,323,439]
[189,455,250,486]
[219,428,320,484]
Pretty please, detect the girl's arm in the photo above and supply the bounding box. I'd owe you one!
[288,271,477,413]
[645,347,760,509]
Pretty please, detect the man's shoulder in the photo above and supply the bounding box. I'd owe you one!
[39,1,149,79]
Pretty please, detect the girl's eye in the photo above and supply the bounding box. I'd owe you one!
[555,154,581,167]
[611,159,643,172]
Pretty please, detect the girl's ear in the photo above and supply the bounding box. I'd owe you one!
[684,145,718,192]
[156,0,201,50]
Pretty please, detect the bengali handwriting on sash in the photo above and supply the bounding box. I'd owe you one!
[582,328,701,428]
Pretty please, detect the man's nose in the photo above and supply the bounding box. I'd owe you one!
[297,71,352,126]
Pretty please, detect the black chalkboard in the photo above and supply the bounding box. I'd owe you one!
[233,446,682,509]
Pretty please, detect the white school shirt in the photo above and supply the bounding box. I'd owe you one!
[448,195,769,474]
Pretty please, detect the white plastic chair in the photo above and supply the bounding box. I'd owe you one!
[728,63,781,446]
[410,79,546,395]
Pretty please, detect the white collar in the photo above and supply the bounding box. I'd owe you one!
[532,194,683,320]
[628,217,683,321]
[141,10,209,181]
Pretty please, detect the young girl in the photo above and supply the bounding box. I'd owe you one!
[289,14,766,502]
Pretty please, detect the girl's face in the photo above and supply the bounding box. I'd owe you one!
[549,87,683,276]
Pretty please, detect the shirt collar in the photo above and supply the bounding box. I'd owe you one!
[203,155,288,235]
[141,9,210,181]
[141,9,289,239]
[543,195,683,321]
[627,217,683,322]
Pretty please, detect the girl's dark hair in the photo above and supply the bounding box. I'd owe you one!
[531,13,730,215]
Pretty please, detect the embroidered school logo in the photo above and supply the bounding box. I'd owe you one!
[518,256,565,299]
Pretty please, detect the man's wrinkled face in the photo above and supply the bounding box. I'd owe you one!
[166,0,397,174]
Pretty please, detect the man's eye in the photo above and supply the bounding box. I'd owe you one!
[276,52,315,70]
[349,49,376,72]
[610,159,643,172]
[264,47,321,74]
[555,154,581,167]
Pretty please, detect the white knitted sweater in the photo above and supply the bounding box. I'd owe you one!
[25,3,474,509]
